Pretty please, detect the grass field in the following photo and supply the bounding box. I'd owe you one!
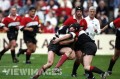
[0,54,120,79]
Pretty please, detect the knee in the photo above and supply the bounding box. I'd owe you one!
[112,55,119,60]
[47,61,54,67]
[84,66,90,71]
[31,49,36,53]
[68,53,75,60]
[65,49,73,56]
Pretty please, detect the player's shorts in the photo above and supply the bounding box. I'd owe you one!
[23,34,37,44]
[115,36,120,50]
[7,31,18,41]
[48,40,62,56]
[74,42,97,56]
[48,40,73,56]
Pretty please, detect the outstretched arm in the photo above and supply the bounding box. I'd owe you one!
[59,39,74,45]
[101,25,109,33]
[52,34,72,44]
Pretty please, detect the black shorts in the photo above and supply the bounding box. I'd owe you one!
[48,40,72,56]
[23,35,37,44]
[74,42,97,56]
[48,40,62,56]
[115,36,120,50]
[7,31,18,41]
[81,42,97,56]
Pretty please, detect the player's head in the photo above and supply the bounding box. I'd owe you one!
[75,6,83,17]
[28,7,36,17]
[69,23,80,32]
[89,6,96,19]
[10,7,17,16]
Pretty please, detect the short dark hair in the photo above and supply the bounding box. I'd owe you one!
[69,23,80,32]
[29,7,36,11]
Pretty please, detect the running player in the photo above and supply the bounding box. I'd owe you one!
[18,7,41,64]
[0,7,21,63]
[101,17,120,75]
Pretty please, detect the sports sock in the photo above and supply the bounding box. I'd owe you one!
[55,54,68,68]
[26,52,31,62]
[72,59,80,74]
[20,49,27,54]
[90,66,104,74]
[108,59,116,71]
[11,50,16,60]
[0,48,8,56]
[85,70,94,78]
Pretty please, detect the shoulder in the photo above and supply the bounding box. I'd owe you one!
[84,16,89,20]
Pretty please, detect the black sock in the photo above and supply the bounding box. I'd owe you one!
[85,70,94,78]
[0,48,8,56]
[21,49,27,54]
[72,59,80,74]
[26,53,31,61]
[108,59,116,71]
[11,50,16,60]
[90,66,104,74]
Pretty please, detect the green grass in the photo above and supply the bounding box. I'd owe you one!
[0,54,120,79]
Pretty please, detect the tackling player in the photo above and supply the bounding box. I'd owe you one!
[71,6,101,78]
[31,23,80,79]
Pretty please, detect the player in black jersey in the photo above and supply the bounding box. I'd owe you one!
[31,23,80,79]
[75,29,107,79]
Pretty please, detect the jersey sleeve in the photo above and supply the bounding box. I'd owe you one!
[19,17,26,30]
[80,19,87,30]
[2,18,8,27]
[113,18,120,28]
[70,32,76,39]
[36,15,41,27]
[63,18,71,26]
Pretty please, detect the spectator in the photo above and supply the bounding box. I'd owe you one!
[71,1,82,15]
[72,0,83,8]
[45,0,59,13]
[96,0,109,34]
[58,10,68,27]
[19,0,34,16]
[0,11,5,33]
[43,21,55,33]
[57,0,72,17]
[117,9,120,18]
[0,0,11,16]
[113,0,120,18]
[45,11,57,28]
[96,0,108,17]
[83,0,98,17]
[35,0,47,24]
[11,0,23,13]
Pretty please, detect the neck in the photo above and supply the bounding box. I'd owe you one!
[90,16,94,20]
[76,16,82,20]
[10,14,16,17]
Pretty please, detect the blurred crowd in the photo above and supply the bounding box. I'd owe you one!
[0,0,120,34]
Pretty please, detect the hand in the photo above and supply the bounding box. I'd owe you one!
[28,28,33,32]
[15,26,19,30]
[94,28,98,33]
[52,38,60,44]
[38,28,42,33]
[4,27,9,31]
